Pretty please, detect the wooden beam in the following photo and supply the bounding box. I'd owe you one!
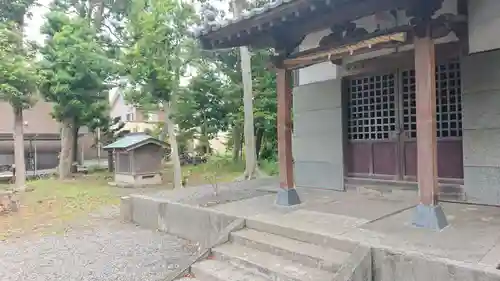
[279,10,467,71]
[283,32,407,69]
[343,42,461,77]
[276,68,294,190]
[414,33,438,206]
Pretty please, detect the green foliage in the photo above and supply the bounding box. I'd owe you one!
[38,12,116,122]
[122,0,196,107]
[184,153,245,182]
[0,0,36,25]
[252,50,277,160]
[0,23,39,110]
[259,159,278,176]
[176,62,230,150]
[202,47,278,161]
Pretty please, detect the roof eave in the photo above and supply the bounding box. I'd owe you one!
[195,0,414,51]
[124,139,168,152]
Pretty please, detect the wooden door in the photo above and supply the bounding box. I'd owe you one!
[346,59,463,181]
[401,59,463,181]
[346,73,400,179]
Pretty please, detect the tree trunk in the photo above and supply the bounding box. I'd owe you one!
[232,124,242,163]
[164,104,182,189]
[233,0,259,179]
[13,108,26,191]
[93,0,105,29]
[255,127,264,160]
[240,45,258,179]
[200,126,210,155]
[107,150,114,172]
[71,124,79,173]
[59,119,73,179]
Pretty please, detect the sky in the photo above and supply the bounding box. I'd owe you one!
[25,0,51,44]
[25,0,230,44]
[24,0,230,102]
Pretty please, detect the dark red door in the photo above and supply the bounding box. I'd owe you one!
[346,73,400,179]
[346,59,463,181]
[401,59,463,181]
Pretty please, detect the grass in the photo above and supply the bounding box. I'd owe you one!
[182,156,245,186]
[259,159,279,176]
[0,158,247,240]
[0,173,117,240]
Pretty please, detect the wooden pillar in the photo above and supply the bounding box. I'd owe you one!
[412,29,448,229]
[415,35,438,206]
[275,67,301,206]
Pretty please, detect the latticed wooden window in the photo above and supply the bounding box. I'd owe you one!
[347,73,396,140]
[401,59,462,139]
[402,69,417,138]
[436,59,462,138]
[117,152,131,173]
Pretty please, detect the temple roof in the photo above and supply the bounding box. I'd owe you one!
[193,0,300,38]
[193,0,413,50]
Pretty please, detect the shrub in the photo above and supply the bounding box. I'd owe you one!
[260,159,278,176]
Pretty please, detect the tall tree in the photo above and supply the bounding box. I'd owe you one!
[122,0,196,189]
[38,12,116,179]
[0,24,39,190]
[231,0,259,179]
[0,0,39,190]
[50,0,127,171]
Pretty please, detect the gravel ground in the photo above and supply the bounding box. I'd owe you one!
[0,206,198,281]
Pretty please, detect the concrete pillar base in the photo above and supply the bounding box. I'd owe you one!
[275,188,301,206]
[120,196,133,222]
[412,203,448,230]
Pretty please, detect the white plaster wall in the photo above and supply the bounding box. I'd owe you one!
[461,50,500,205]
[292,79,344,190]
[298,29,338,85]
[468,0,500,54]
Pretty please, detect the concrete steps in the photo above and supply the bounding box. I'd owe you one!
[186,223,359,281]
[191,259,270,281]
[212,243,332,281]
[246,218,359,253]
[231,228,349,272]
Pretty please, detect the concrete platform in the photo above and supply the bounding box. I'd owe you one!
[123,179,500,280]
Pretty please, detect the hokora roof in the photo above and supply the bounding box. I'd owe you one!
[103,133,166,151]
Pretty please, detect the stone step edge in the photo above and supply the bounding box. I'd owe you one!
[191,259,270,281]
[212,243,332,281]
[231,228,349,272]
[245,218,359,253]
